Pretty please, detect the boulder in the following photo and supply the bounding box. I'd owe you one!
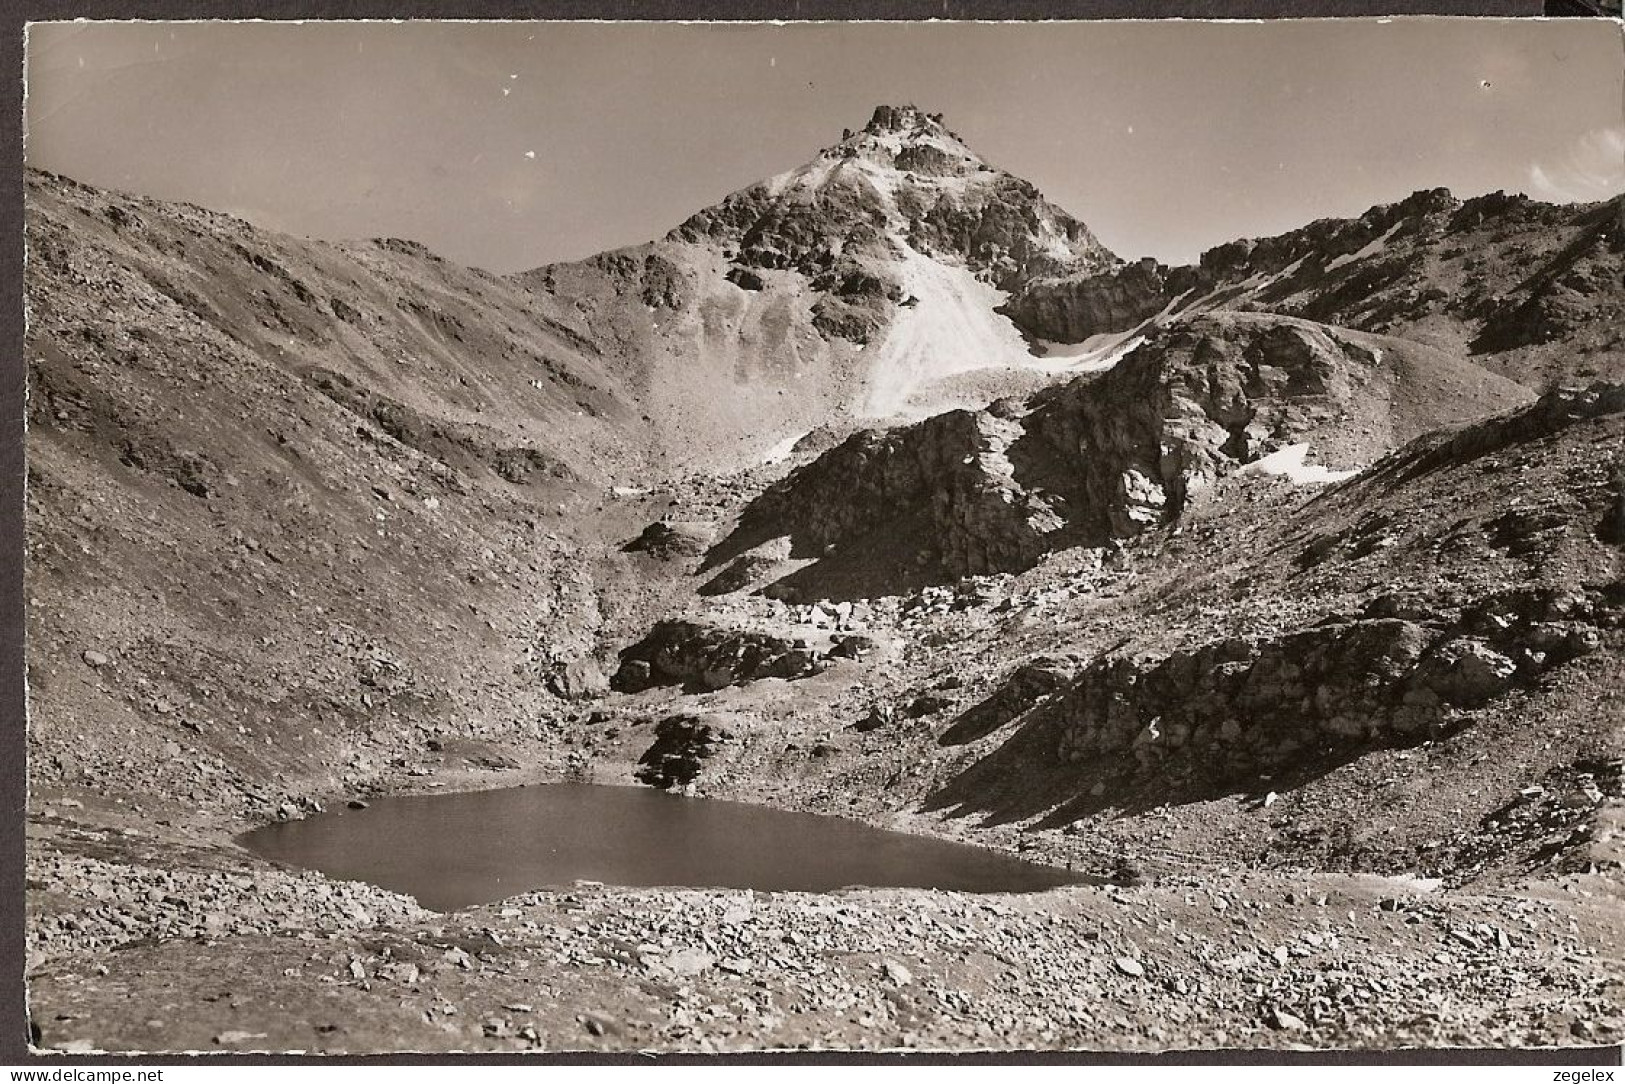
[724,266,765,292]
[828,634,877,659]
[547,657,608,700]
[634,714,733,790]
[905,693,954,718]
[612,619,824,692]
[1416,639,1518,707]
[852,703,895,733]
[612,660,652,693]
[623,521,706,561]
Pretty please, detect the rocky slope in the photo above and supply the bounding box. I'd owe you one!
[23,166,703,828]
[25,171,641,484]
[634,382,1623,875]
[25,373,1624,1051]
[701,310,1532,598]
[26,859,1621,1053]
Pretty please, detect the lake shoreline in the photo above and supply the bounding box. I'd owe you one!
[25,737,1625,1052]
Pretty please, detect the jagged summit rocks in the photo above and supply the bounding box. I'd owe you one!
[862,103,949,135]
[670,103,1118,307]
[1002,186,1625,390]
[838,105,977,172]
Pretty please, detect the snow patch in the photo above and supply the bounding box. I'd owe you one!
[761,154,843,200]
[760,430,810,465]
[1392,873,1445,893]
[1325,221,1404,272]
[862,128,977,163]
[859,249,1038,417]
[1241,444,1360,485]
[1028,332,1146,375]
[1027,290,1187,374]
[1242,255,1307,296]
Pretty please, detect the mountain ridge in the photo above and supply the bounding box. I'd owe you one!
[1002,185,1625,390]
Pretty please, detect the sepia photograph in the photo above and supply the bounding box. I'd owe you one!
[17,16,1625,1057]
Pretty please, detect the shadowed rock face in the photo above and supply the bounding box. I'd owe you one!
[925,579,1621,834]
[997,258,1179,344]
[1048,581,1617,784]
[635,714,734,790]
[1011,313,1365,539]
[937,656,1079,747]
[703,406,1062,597]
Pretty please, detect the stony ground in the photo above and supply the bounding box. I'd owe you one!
[24,787,1625,1055]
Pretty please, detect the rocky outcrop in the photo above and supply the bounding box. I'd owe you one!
[999,258,1181,343]
[902,172,1117,290]
[545,658,608,701]
[634,713,733,790]
[938,656,1079,746]
[1000,188,1468,345]
[623,521,708,561]
[707,311,1530,595]
[1371,381,1625,479]
[704,406,1066,596]
[1012,313,1378,540]
[1050,584,1618,782]
[1469,198,1621,354]
[810,275,902,345]
[611,620,822,693]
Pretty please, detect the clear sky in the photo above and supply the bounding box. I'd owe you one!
[23,19,1625,273]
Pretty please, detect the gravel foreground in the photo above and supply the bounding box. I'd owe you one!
[24,788,1625,1056]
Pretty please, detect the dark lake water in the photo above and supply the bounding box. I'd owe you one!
[238,783,1088,910]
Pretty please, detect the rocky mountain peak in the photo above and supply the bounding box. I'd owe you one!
[661,104,1118,349]
[820,104,982,177]
[863,104,945,136]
